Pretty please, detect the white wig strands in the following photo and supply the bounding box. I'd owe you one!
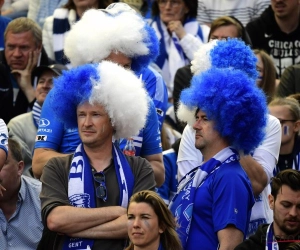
[90,61,149,139]
[177,103,197,126]
[64,8,149,67]
[190,40,217,75]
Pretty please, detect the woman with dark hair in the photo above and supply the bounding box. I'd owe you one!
[126,190,182,250]
[42,0,114,67]
[150,0,209,98]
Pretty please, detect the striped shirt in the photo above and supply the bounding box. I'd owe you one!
[197,0,270,27]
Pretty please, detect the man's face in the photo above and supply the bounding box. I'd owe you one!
[77,102,114,149]
[193,109,221,153]
[35,70,55,106]
[0,148,23,202]
[158,0,189,24]
[271,0,300,19]
[269,185,300,237]
[104,52,132,70]
[5,30,40,70]
[269,105,299,147]
[209,24,239,40]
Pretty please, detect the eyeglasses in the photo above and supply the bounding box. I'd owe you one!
[157,0,183,7]
[277,118,296,126]
[93,172,107,202]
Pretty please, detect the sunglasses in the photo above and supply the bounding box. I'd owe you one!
[93,172,107,202]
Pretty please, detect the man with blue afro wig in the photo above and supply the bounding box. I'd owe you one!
[38,61,156,250]
[33,3,166,186]
[169,65,268,250]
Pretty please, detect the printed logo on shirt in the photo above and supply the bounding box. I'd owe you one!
[39,118,50,127]
[36,135,47,141]
[156,108,164,117]
[37,128,52,133]
[264,33,272,38]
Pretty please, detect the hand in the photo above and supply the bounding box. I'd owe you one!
[11,49,41,103]
[0,184,6,197]
[167,21,186,40]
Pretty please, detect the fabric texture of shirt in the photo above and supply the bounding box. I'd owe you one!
[169,151,254,250]
[197,0,270,26]
[0,176,43,250]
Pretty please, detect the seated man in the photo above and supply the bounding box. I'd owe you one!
[0,17,54,123]
[38,61,156,250]
[235,169,300,250]
[0,138,43,250]
[7,64,66,171]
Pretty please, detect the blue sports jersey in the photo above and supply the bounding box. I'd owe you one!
[141,66,168,130]
[35,95,162,157]
[157,149,178,205]
[169,163,254,250]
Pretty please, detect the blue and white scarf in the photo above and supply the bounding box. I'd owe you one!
[151,16,203,95]
[52,8,77,67]
[266,223,278,250]
[169,147,239,248]
[32,101,42,128]
[63,143,134,250]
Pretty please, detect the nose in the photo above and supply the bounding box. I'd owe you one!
[165,0,172,8]
[12,47,22,57]
[289,205,298,217]
[83,115,92,127]
[193,119,203,131]
[133,217,141,228]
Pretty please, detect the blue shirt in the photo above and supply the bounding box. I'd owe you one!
[141,66,168,130]
[35,96,162,157]
[157,148,178,205]
[169,162,254,250]
[0,17,11,49]
[0,176,43,250]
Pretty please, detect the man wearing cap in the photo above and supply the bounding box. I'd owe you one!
[37,61,156,250]
[7,64,66,172]
[33,4,165,186]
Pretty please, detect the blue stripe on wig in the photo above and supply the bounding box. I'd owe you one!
[180,67,267,154]
[210,38,258,80]
[47,64,100,129]
[131,23,159,74]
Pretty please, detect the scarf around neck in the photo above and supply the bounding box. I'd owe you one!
[169,147,239,248]
[63,143,134,250]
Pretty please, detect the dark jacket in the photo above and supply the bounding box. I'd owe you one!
[246,6,300,78]
[0,48,54,123]
[276,64,300,97]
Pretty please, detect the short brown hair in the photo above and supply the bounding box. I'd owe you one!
[4,17,42,47]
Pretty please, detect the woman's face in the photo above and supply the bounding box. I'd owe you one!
[73,0,99,9]
[256,54,264,87]
[127,202,163,249]
[158,0,189,24]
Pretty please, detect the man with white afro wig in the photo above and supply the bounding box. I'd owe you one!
[33,3,166,187]
[38,61,156,250]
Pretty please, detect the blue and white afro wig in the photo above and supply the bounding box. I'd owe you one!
[178,67,267,154]
[47,61,149,139]
[191,38,258,80]
[64,3,159,74]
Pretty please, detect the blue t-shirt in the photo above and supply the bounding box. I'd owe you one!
[35,95,162,157]
[169,162,254,250]
[0,17,11,49]
[140,66,168,130]
[157,148,178,205]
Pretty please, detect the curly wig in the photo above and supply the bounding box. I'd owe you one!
[64,3,159,74]
[191,38,258,80]
[47,61,149,139]
[178,67,267,154]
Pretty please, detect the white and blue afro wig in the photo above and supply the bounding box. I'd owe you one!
[178,67,267,154]
[47,61,149,139]
[64,3,159,74]
[191,38,258,80]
